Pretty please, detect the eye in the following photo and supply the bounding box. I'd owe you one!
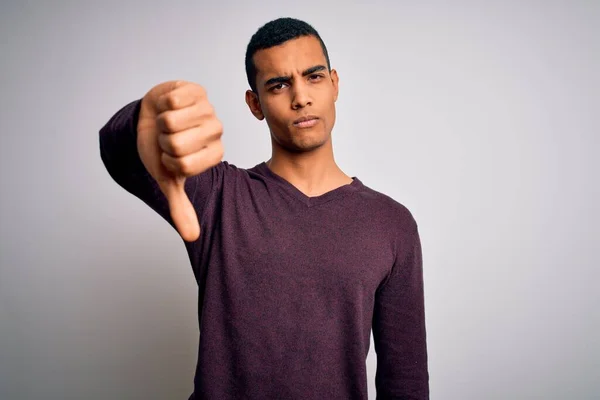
[269,83,288,92]
[309,74,324,81]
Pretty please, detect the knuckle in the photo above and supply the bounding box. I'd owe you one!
[156,114,166,131]
[161,152,176,172]
[206,102,215,116]
[213,120,223,136]
[161,112,178,132]
[212,141,224,161]
[196,84,207,97]
[158,133,168,153]
[169,136,185,157]
[159,134,185,158]
[166,92,179,109]
[178,157,194,176]
[198,102,214,119]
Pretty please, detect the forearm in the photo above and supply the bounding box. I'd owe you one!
[99,99,146,188]
[373,227,429,399]
[98,98,176,223]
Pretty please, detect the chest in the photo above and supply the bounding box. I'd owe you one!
[217,202,395,299]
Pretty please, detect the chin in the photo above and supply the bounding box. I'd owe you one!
[291,132,330,151]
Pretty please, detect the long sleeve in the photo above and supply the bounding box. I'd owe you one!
[98,99,221,234]
[372,226,429,399]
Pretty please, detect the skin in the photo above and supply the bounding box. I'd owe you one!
[245,35,353,197]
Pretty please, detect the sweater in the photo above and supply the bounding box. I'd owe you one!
[99,99,429,399]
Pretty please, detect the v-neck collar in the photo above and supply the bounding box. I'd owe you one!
[252,161,364,208]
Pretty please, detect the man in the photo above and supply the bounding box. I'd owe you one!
[99,17,429,400]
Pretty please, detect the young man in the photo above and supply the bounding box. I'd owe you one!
[99,17,429,400]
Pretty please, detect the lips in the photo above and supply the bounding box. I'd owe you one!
[293,115,319,128]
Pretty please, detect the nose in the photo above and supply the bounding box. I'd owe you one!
[291,82,312,110]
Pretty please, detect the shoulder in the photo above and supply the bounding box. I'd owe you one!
[355,183,418,235]
[201,160,248,183]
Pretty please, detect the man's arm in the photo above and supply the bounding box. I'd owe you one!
[99,98,185,228]
[99,81,226,242]
[372,226,429,399]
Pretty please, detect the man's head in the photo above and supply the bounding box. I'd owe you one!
[244,18,339,154]
[245,18,331,93]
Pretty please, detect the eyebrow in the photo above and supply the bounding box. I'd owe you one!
[264,65,328,87]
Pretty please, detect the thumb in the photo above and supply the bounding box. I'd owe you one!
[160,177,201,242]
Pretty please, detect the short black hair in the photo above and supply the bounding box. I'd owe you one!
[245,17,331,93]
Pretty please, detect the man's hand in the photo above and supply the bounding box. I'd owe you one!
[137,80,224,242]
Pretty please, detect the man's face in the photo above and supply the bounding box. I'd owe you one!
[247,35,339,153]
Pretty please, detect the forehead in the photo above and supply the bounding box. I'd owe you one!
[253,35,327,80]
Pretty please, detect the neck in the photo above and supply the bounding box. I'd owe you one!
[266,143,352,197]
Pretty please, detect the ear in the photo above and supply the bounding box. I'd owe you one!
[330,69,339,102]
[245,90,264,120]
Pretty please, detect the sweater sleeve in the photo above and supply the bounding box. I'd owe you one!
[372,226,429,399]
[98,99,222,235]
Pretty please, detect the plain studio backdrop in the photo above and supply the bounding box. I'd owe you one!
[0,1,598,399]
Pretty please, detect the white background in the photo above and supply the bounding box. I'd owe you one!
[1,1,598,399]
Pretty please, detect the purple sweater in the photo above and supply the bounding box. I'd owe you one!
[99,99,429,399]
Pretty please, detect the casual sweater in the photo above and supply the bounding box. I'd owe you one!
[99,99,429,399]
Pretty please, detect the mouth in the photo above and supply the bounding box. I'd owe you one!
[293,115,319,128]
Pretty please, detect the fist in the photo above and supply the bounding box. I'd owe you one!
[137,80,224,242]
